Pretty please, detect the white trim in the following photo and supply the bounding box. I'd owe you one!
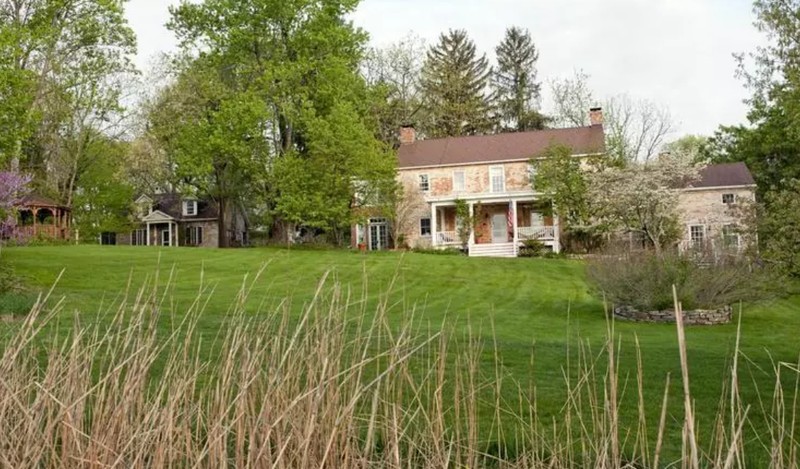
[141,210,175,223]
[682,184,757,192]
[134,194,153,204]
[426,190,538,204]
[182,200,198,216]
[398,152,605,171]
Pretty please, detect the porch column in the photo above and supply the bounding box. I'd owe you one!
[511,199,519,256]
[553,214,561,254]
[468,202,475,247]
[146,222,151,246]
[430,203,438,247]
[174,222,179,247]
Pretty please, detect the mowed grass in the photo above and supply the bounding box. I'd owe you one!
[3,245,800,459]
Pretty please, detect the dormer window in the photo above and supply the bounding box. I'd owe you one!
[183,200,198,216]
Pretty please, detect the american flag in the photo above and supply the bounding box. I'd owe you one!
[507,204,514,235]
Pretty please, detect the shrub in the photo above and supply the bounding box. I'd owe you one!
[0,292,35,317]
[586,247,780,311]
[411,247,463,256]
[518,238,546,257]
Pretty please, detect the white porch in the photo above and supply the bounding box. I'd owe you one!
[140,210,180,247]
[429,197,560,257]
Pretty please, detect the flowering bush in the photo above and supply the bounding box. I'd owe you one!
[0,170,32,240]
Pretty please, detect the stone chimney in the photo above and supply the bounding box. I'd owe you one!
[589,107,603,126]
[399,125,416,145]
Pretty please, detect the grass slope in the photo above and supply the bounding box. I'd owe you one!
[3,245,799,459]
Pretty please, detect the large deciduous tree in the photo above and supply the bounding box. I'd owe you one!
[493,26,546,132]
[166,0,395,244]
[362,34,428,144]
[548,71,673,164]
[0,0,137,206]
[421,29,493,137]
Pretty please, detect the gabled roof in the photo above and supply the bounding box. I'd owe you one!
[20,194,66,209]
[397,125,605,169]
[141,210,175,223]
[690,162,756,189]
[142,193,219,220]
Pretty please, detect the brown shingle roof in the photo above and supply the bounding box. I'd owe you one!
[152,193,219,219]
[397,125,605,168]
[20,194,66,209]
[691,162,756,189]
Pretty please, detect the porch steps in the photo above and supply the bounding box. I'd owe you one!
[468,243,517,258]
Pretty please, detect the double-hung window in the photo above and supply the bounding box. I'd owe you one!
[690,225,705,247]
[453,170,465,192]
[419,174,430,192]
[420,218,432,236]
[722,224,740,249]
[489,166,505,193]
[183,200,198,216]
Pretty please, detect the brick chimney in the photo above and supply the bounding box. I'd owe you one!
[589,107,603,126]
[399,125,416,145]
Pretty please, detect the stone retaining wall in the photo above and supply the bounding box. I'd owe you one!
[613,305,732,325]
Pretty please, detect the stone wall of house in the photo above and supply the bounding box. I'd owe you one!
[398,161,533,198]
[614,305,732,325]
[396,161,535,248]
[677,187,755,248]
[182,220,218,248]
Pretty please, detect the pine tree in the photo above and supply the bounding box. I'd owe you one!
[421,29,493,137]
[493,27,546,132]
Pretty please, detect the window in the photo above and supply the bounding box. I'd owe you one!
[100,232,116,246]
[722,224,740,249]
[185,226,203,246]
[419,174,430,192]
[132,228,147,246]
[489,166,505,193]
[722,193,736,204]
[420,217,432,236]
[183,200,198,216]
[453,170,465,192]
[690,225,705,247]
[528,164,537,187]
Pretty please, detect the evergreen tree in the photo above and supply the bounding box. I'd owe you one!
[493,27,547,131]
[421,29,493,137]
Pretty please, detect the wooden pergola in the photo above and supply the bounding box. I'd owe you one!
[16,194,72,241]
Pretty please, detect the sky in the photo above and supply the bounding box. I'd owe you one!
[125,0,764,138]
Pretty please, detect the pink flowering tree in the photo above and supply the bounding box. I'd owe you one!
[0,171,32,240]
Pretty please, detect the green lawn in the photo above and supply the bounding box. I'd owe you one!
[2,245,799,459]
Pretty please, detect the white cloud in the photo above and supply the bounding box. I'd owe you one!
[126,0,765,137]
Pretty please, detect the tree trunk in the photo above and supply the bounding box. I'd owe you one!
[217,196,228,248]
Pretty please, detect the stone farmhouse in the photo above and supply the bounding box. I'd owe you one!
[109,193,247,248]
[353,108,756,257]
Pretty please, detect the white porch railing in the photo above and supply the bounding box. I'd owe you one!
[436,231,460,245]
[517,225,555,240]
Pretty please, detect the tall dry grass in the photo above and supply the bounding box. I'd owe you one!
[0,268,797,468]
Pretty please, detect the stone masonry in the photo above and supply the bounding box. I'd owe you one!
[613,305,733,325]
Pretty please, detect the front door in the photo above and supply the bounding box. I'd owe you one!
[161,228,171,246]
[369,219,388,251]
[491,213,507,243]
